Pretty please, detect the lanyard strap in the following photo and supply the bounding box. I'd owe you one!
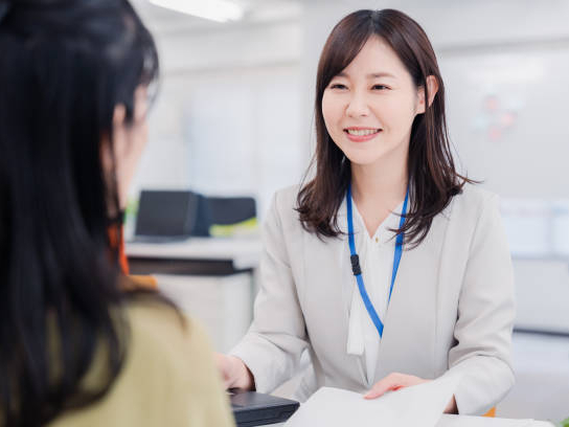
[346,183,409,338]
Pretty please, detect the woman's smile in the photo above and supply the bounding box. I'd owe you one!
[344,126,383,142]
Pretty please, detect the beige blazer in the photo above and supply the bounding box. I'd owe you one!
[231,184,515,416]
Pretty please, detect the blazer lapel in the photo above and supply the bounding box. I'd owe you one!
[336,198,353,323]
[372,214,448,383]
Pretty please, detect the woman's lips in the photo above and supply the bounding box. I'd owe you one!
[344,128,382,142]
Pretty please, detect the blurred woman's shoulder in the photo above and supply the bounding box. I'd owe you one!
[49,295,235,427]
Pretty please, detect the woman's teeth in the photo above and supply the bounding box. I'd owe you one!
[346,129,380,136]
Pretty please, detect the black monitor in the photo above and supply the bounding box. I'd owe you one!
[134,190,199,239]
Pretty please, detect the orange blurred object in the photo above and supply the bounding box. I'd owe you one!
[108,224,130,274]
[109,224,157,290]
[129,275,158,290]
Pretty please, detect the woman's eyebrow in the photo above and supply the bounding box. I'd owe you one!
[333,71,396,79]
[367,72,396,79]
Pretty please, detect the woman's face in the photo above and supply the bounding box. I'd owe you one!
[322,36,426,169]
[102,85,149,210]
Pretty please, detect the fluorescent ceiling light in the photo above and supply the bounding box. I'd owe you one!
[149,0,244,23]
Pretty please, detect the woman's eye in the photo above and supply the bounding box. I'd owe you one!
[330,83,347,90]
[372,84,389,90]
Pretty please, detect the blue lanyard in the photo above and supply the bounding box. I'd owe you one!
[346,183,409,339]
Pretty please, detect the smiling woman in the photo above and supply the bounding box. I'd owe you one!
[217,8,516,418]
[299,9,466,244]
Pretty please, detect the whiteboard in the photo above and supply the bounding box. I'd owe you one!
[439,43,569,199]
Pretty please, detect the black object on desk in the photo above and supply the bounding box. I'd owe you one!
[208,196,256,225]
[230,391,299,427]
[134,190,204,239]
[134,190,257,241]
[127,256,252,276]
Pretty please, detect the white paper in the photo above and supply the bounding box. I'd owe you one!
[437,414,537,427]
[284,373,462,427]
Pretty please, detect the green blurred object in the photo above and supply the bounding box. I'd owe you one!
[552,416,569,427]
[209,217,258,237]
[125,198,139,218]
[123,198,140,240]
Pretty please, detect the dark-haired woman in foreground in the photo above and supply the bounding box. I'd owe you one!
[0,1,233,426]
[218,9,515,416]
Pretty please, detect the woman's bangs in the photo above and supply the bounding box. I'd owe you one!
[319,16,375,89]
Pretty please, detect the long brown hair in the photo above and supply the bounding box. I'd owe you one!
[296,9,472,247]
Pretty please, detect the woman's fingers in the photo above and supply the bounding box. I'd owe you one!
[214,354,255,391]
[364,373,428,399]
[364,373,402,399]
[214,353,232,389]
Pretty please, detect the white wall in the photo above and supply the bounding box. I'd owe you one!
[130,17,305,216]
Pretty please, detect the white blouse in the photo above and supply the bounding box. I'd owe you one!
[346,198,404,383]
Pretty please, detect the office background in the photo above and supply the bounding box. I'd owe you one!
[128,0,569,421]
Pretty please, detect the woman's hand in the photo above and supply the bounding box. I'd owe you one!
[364,372,457,414]
[215,353,255,391]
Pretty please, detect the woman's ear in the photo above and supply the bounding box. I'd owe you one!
[416,75,439,114]
[113,104,127,127]
[112,104,128,159]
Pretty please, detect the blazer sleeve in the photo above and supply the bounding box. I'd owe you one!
[447,194,516,415]
[230,191,308,393]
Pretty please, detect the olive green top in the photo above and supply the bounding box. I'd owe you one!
[48,299,235,427]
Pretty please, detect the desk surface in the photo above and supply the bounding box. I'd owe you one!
[267,414,553,426]
[126,237,262,271]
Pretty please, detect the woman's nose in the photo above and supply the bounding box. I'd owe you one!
[345,91,370,117]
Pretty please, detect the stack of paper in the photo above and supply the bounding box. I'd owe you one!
[283,373,538,427]
[284,373,461,427]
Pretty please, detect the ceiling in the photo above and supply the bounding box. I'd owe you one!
[131,0,304,34]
